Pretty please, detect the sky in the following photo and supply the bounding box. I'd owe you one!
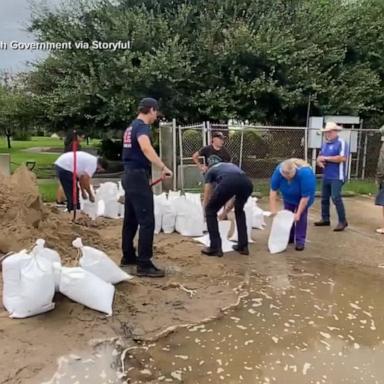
[0,0,61,73]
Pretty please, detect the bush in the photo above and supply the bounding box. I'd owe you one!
[12,130,32,141]
[182,129,203,155]
[231,130,269,158]
[98,138,123,161]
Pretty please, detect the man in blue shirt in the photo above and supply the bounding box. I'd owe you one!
[315,122,349,231]
[202,163,253,257]
[121,98,172,277]
[270,159,316,251]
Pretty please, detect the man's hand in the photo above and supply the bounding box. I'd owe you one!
[89,194,95,203]
[81,191,88,200]
[317,155,327,162]
[200,164,208,173]
[161,166,173,179]
[218,211,227,221]
[294,212,301,222]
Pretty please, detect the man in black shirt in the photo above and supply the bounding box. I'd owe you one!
[202,163,253,257]
[192,132,231,173]
[121,98,172,277]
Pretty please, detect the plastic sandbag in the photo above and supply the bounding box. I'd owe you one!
[96,182,120,219]
[160,194,176,234]
[268,210,295,254]
[174,196,204,237]
[194,221,234,253]
[154,194,163,234]
[168,190,181,201]
[229,197,255,243]
[252,198,266,229]
[31,239,61,291]
[2,250,55,318]
[59,266,115,315]
[73,238,133,284]
[117,181,125,218]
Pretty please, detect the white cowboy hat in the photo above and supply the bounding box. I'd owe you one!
[321,122,342,132]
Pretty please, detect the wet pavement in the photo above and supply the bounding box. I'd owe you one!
[123,258,384,384]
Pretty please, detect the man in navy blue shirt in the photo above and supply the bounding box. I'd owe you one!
[202,163,253,257]
[121,98,172,277]
[315,122,349,231]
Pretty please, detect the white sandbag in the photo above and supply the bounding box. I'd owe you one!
[80,186,104,220]
[154,194,163,234]
[194,221,234,253]
[229,197,254,243]
[252,197,266,229]
[168,190,181,201]
[31,239,61,291]
[73,238,133,284]
[118,181,125,218]
[59,266,115,315]
[268,210,295,254]
[2,250,55,318]
[185,192,202,205]
[96,182,120,219]
[174,196,204,237]
[160,194,176,234]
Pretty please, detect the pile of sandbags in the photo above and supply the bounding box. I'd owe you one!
[2,238,133,318]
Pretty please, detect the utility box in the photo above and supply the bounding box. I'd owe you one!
[0,154,11,176]
[308,116,324,149]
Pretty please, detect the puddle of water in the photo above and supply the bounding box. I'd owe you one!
[125,260,384,384]
[42,343,123,384]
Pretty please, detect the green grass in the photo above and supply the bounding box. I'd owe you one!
[0,136,99,178]
[38,180,58,202]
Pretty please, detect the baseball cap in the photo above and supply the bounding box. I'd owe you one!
[212,131,225,139]
[138,97,159,111]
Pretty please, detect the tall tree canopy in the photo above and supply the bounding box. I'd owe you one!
[18,0,384,131]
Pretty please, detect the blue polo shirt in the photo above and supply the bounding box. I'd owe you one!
[320,137,348,181]
[271,165,316,207]
[122,119,151,171]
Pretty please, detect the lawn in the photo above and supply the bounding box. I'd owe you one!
[0,136,99,178]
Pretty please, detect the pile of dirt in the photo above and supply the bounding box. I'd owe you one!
[0,166,100,260]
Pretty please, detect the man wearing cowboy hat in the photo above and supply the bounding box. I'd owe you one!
[315,121,349,231]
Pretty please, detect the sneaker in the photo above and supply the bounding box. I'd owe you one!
[120,259,137,267]
[232,245,249,255]
[295,244,305,251]
[136,263,165,278]
[201,247,223,257]
[314,220,331,227]
[334,222,348,232]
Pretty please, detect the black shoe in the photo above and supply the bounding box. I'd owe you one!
[120,259,137,267]
[334,222,348,232]
[201,247,223,257]
[295,244,305,251]
[136,263,165,278]
[232,245,249,255]
[314,220,331,227]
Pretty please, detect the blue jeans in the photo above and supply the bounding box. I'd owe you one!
[321,179,347,224]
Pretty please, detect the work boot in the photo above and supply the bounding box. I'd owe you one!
[136,263,165,278]
[295,244,305,251]
[232,245,249,255]
[334,222,348,232]
[314,220,331,227]
[201,247,223,257]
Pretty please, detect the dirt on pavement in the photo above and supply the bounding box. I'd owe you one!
[0,169,383,383]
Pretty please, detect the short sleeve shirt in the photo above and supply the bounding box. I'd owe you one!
[199,145,231,168]
[320,137,349,181]
[55,151,97,177]
[122,119,151,170]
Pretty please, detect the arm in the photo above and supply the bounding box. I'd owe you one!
[193,147,208,172]
[295,197,310,220]
[79,174,94,201]
[137,135,172,177]
[319,155,346,164]
[269,190,279,215]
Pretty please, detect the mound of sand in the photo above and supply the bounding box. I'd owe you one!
[0,166,100,260]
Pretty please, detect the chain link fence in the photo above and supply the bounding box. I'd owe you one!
[163,121,382,191]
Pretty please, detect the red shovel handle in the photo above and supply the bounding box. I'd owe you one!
[150,177,164,187]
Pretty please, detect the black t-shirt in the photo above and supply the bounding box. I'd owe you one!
[205,163,245,184]
[199,145,231,167]
[122,119,151,170]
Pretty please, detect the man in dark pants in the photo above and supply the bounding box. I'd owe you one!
[202,162,253,257]
[120,98,172,278]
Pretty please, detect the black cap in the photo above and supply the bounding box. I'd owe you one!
[138,97,159,111]
[212,131,225,139]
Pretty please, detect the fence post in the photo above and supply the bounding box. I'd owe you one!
[239,128,244,168]
[172,118,177,191]
[304,126,308,162]
[205,121,210,146]
[178,125,184,191]
[361,132,368,180]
